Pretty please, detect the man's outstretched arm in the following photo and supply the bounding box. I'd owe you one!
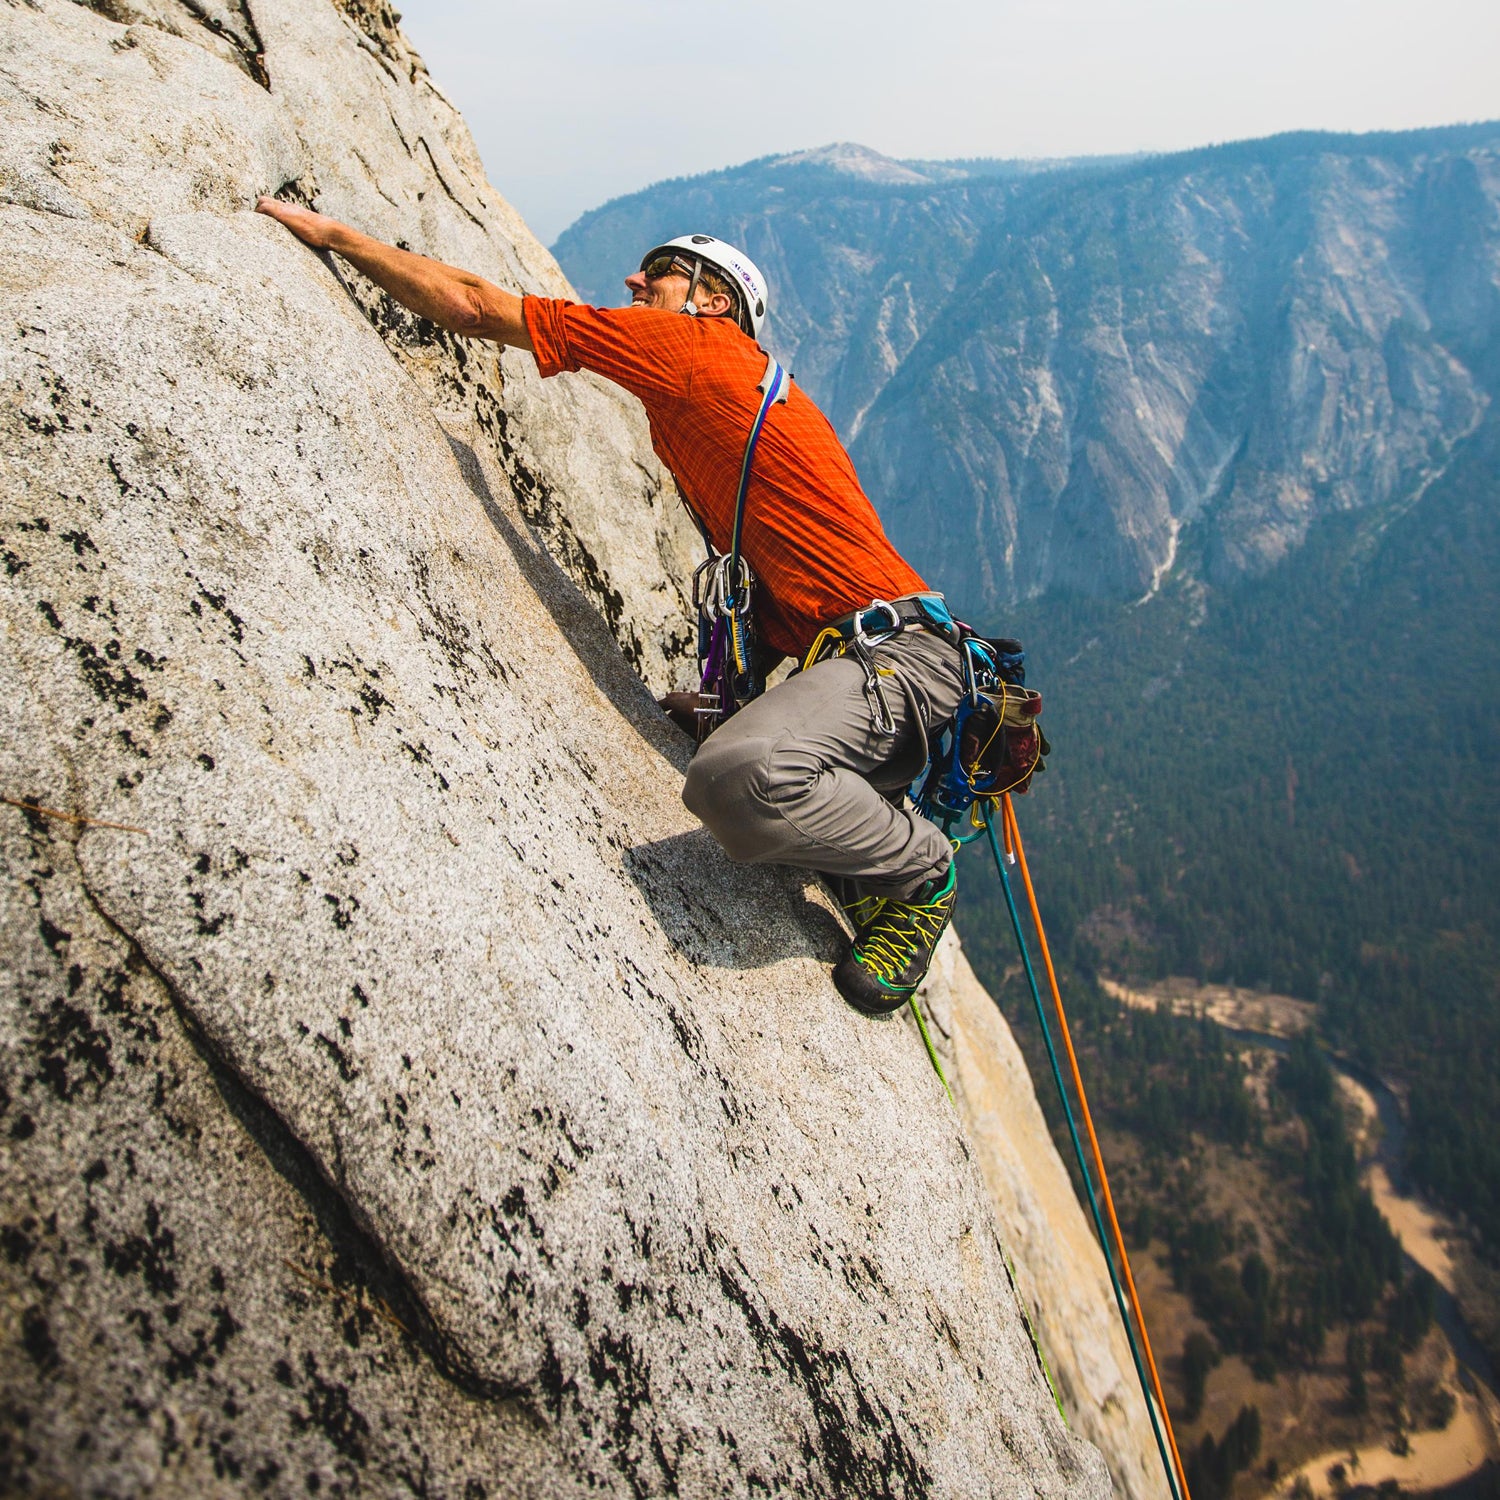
[255,198,533,351]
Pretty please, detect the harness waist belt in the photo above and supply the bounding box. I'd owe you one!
[820,592,962,649]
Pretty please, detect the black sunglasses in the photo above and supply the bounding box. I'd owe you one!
[641,253,697,281]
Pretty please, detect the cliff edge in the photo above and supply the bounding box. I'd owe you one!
[1,0,1151,1493]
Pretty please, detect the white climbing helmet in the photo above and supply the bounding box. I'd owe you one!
[639,233,769,341]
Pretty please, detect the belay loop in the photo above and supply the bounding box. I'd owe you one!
[913,633,1050,840]
[692,354,789,742]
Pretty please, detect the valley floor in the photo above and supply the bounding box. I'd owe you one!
[1101,975,1500,1498]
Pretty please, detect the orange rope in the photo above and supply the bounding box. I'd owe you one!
[1002,794,1191,1500]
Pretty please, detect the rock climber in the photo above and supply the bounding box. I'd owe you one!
[256,197,967,1013]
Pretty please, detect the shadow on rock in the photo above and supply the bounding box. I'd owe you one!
[440,426,694,775]
[623,829,849,974]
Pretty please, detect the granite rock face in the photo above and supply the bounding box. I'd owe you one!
[556,130,1500,617]
[0,0,1139,1495]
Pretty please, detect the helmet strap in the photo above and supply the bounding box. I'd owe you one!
[680,257,703,317]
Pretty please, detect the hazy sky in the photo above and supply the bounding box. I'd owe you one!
[399,0,1500,246]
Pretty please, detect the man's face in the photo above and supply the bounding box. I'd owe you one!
[623,258,693,313]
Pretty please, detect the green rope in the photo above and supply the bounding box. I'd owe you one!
[907,994,953,1103]
[1000,1246,1067,1421]
[981,806,1185,1500]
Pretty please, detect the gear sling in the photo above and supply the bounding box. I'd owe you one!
[689,354,788,740]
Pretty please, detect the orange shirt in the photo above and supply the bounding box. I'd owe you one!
[523,298,927,658]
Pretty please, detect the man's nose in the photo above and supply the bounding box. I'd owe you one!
[623,271,646,292]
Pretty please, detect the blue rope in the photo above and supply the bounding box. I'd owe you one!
[980,806,1185,1500]
[724,358,786,609]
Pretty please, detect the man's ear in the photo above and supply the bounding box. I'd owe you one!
[697,290,734,318]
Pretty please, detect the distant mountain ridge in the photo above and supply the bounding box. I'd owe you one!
[554,123,1500,620]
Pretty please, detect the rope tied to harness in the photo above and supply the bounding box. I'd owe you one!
[897,628,1188,1499]
[983,796,1192,1500]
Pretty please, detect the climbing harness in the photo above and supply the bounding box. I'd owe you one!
[801,591,964,739]
[691,354,789,741]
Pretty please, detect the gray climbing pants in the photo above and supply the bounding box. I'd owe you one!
[682,626,967,901]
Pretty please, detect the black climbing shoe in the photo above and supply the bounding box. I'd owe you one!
[833,863,957,1015]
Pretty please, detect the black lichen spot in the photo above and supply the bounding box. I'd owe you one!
[197,753,216,772]
[125,1307,155,1348]
[534,1338,578,1420]
[104,1202,178,1297]
[38,916,72,954]
[59,529,98,558]
[194,583,246,644]
[355,681,390,720]
[586,1328,663,1493]
[713,1257,932,1499]
[105,454,133,493]
[30,998,114,1099]
[211,1304,240,1355]
[2,1221,37,1265]
[314,1033,358,1083]
[57,627,150,711]
[290,1355,369,1463]
[22,1306,59,1371]
[323,893,359,930]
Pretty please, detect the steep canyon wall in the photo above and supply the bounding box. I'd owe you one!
[1,0,1157,1494]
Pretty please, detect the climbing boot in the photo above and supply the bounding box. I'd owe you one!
[833,863,957,1015]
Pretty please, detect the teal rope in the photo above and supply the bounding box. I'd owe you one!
[980,806,1185,1500]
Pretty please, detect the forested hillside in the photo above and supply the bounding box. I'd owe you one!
[975,408,1500,1250]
